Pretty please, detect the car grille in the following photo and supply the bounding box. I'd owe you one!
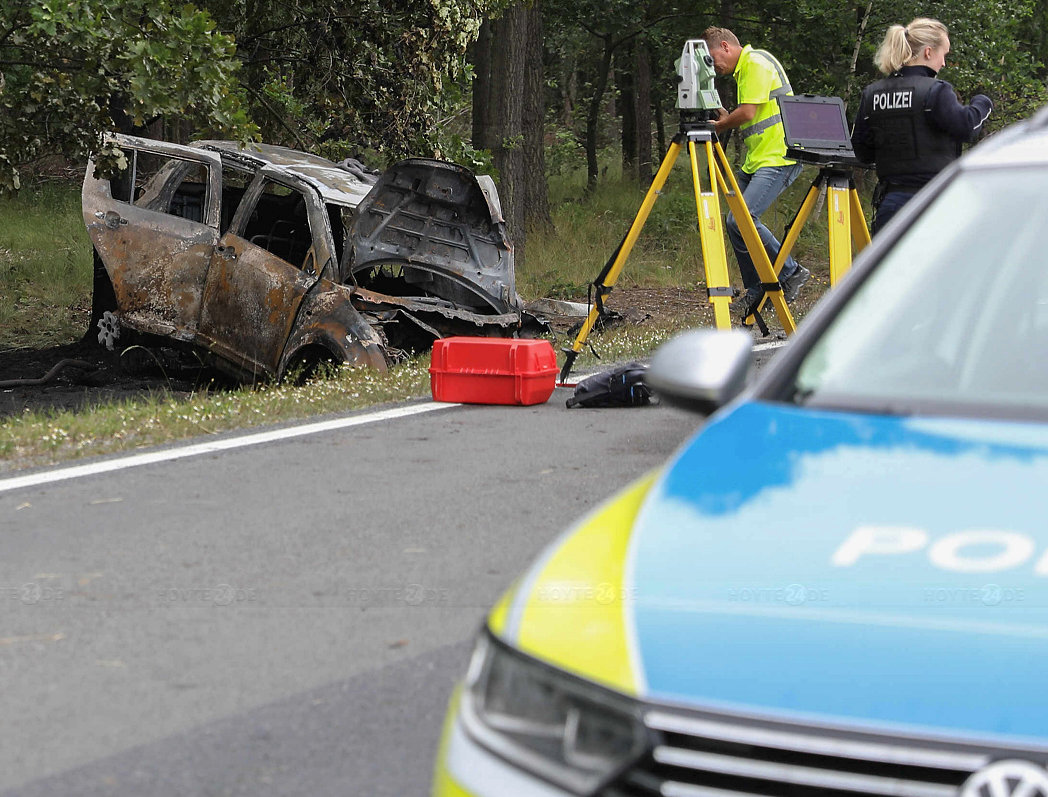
[602,708,1010,797]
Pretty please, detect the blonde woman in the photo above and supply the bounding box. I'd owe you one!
[851,18,992,232]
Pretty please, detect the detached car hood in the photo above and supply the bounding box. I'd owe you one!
[628,401,1048,741]
[350,158,519,312]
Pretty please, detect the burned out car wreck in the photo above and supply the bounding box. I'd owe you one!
[83,134,541,380]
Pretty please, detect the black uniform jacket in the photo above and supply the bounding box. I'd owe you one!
[852,65,992,188]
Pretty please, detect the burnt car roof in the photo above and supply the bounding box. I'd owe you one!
[192,140,374,207]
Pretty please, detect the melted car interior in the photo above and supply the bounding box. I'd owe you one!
[240,179,313,268]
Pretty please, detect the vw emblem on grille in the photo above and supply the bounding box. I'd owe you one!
[961,760,1048,797]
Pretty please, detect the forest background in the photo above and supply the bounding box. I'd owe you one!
[1,0,1047,465]
[1,0,1047,266]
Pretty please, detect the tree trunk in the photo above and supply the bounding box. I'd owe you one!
[618,41,636,179]
[586,36,614,191]
[719,0,736,26]
[654,95,666,165]
[522,1,552,232]
[559,57,578,128]
[487,4,528,262]
[846,0,875,104]
[634,40,653,185]
[471,20,495,150]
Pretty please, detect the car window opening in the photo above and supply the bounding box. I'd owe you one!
[242,179,313,269]
[219,165,255,234]
[112,150,210,224]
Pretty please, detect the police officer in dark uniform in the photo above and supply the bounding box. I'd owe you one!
[852,18,992,233]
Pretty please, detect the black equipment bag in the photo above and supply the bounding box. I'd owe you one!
[565,362,653,408]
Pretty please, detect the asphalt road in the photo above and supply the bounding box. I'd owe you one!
[0,379,708,796]
[0,342,785,796]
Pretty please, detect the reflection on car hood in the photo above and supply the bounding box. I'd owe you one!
[629,401,1048,743]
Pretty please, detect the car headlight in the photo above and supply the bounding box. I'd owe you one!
[459,632,647,794]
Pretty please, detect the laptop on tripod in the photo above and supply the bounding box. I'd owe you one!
[778,94,863,167]
[771,94,872,287]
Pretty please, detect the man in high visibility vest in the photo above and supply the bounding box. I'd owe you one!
[701,27,810,318]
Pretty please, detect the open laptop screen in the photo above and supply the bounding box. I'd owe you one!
[778,95,853,156]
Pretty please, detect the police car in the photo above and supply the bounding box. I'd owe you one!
[432,106,1048,797]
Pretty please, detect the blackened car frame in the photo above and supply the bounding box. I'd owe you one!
[83,135,543,381]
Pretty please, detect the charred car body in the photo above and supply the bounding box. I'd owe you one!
[83,135,539,380]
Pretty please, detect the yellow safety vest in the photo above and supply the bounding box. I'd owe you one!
[733,45,794,173]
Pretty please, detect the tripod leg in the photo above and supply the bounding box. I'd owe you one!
[559,139,683,382]
[827,182,853,285]
[713,141,795,335]
[689,139,732,330]
[753,182,820,317]
[773,183,818,277]
[850,187,871,254]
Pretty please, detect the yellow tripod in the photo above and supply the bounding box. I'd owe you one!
[559,121,797,382]
[751,163,871,319]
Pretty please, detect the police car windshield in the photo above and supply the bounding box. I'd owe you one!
[793,167,1048,419]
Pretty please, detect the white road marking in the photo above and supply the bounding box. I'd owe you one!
[0,402,458,495]
[753,340,788,352]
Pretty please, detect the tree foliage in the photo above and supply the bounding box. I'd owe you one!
[206,0,508,164]
[0,0,510,192]
[542,0,1048,193]
[1,0,1046,247]
[541,0,715,188]
[755,0,1048,126]
[0,0,256,191]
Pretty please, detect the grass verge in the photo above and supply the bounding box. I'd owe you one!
[0,319,694,474]
[0,358,430,473]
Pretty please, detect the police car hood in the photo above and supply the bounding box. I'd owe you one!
[629,401,1048,742]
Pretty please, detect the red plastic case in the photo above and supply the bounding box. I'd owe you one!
[429,337,558,406]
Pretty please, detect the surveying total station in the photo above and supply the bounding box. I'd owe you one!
[559,39,798,383]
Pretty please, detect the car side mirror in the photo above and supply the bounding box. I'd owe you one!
[647,329,753,415]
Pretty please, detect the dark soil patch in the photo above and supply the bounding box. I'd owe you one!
[0,337,229,419]
[608,284,715,327]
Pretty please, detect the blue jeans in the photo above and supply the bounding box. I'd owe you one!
[872,190,915,234]
[725,162,803,290]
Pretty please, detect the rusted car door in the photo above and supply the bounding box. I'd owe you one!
[197,173,329,378]
[82,136,222,340]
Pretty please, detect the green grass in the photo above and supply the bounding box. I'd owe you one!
[0,183,93,349]
[521,170,703,297]
[0,358,432,472]
[0,321,689,472]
